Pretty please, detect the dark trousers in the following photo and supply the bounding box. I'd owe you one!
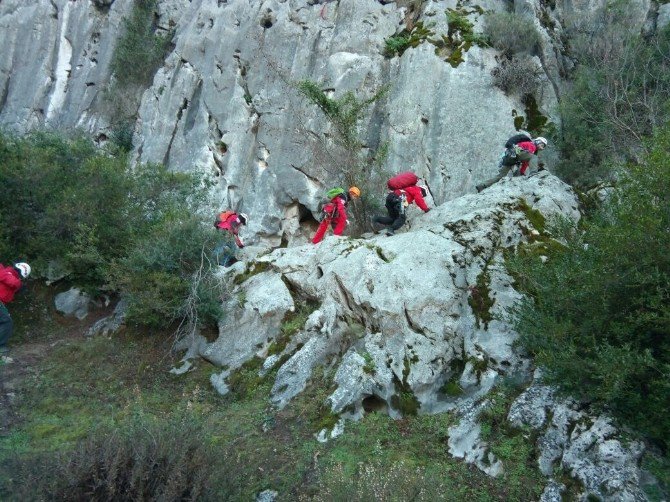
[0,303,13,348]
[374,193,406,231]
[214,237,238,267]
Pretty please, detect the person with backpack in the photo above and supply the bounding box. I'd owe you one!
[214,211,248,266]
[0,262,30,354]
[476,136,548,192]
[312,186,361,244]
[373,172,430,236]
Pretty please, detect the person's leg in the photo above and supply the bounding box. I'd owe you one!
[477,166,512,191]
[312,218,331,244]
[374,215,394,226]
[332,212,347,236]
[0,304,13,350]
[386,213,406,234]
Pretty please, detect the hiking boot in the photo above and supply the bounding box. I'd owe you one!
[476,184,484,193]
[386,229,395,236]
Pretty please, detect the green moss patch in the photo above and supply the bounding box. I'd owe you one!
[390,358,421,416]
[384,21,435,58]
[267,301,319,356]
[468,269,494,329]
[233,260,271,285]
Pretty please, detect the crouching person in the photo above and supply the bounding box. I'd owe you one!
[0,262,31,354]
[214,211,248,267]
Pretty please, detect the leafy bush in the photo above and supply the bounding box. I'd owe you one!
[490,55,543,97]
[507,126,670,447]
[110,216,223,329]
[105,0,173,143]
[555,12,670,187]
[110,0,173,90]
[0,131,223,333]
[383,22,435,58]
[3,412,218,501]
[483,11,542,57]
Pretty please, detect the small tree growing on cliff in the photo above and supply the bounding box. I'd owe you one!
[105,0,174,151]
[296,80,390,233]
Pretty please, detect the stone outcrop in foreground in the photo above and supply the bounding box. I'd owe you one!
[200,172,648,500]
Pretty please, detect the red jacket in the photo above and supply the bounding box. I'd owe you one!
[216,213,244,248]
[394,185,429,212]
[0,264,22,304]
[312,195,349,244]
[515,141,537,175]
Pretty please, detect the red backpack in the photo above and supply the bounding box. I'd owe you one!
[387,171,419,190]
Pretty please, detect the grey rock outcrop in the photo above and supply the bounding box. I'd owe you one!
[4,0,656,248]
[509,377,647,501]
[54,288,91,320]
[210,171,577,459]
[203,270,295,371]
[85,298,128,337]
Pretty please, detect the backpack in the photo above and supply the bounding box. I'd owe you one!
[326,187,345,199]
[385,191,407,215]
[504,132,532,149]
[317,188,345,221]
[387,172,419,190]
[215,210,235,227]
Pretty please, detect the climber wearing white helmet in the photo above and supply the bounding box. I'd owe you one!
[476,134,549,192]
[0,262,31,353]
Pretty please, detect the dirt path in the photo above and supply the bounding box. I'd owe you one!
[0,342,51,435]
[0,297,115,436]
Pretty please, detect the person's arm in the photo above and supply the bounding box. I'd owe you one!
[407,186,429,212]
[332,197,348,235]
[230,220,245,248]
[0,269,21,290]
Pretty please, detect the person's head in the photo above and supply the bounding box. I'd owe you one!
[533,137,548,150]
[418,185,428,198]
[14,262,31,279]
[238,213,248,225]
[348,186,361,199]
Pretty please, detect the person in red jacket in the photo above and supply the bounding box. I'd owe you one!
[476,137,547,192]
[214,212,248,266]
[373,184,430,236]
[0,262,30,353]
[312,187,361,244]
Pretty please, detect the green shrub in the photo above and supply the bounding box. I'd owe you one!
[2,411,217,500]
[106,0,173,138]
[0,130,222,333]
[555,18,670,187]
[110,0,173,90]
[507,125,670,447]
[491,56,543,97]
[483,11,542,57]
[297,80,391,232]
[383,22,435,58]
[110,215,223,329]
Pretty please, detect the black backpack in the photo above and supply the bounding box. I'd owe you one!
[504,133,532,149]
[385,191,406,215]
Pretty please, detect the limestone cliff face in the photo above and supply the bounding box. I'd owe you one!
[0,2,662,498]
[0,0,657,246]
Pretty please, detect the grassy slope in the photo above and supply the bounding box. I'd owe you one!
[0,285,559,500]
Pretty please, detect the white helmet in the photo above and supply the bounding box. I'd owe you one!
[15,262,31,279]
[534,137,548,147]
[238,213,248,225]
